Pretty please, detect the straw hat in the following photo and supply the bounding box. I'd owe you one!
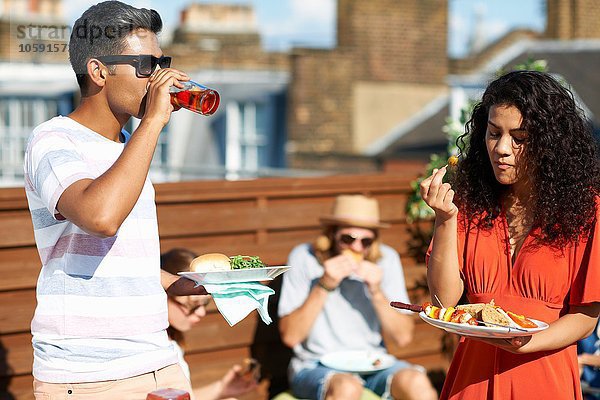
[319,195,390,229]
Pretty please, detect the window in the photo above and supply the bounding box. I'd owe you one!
[225,101,268,179]
[0,97,61,185]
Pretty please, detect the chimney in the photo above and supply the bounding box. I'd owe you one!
[546,0,600,39]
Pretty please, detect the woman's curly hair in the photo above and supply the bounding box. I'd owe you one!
[452,70,600,247]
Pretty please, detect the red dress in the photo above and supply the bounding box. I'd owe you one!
[432,204,600,400]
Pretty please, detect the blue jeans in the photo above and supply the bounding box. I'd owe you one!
[290,359,420,400]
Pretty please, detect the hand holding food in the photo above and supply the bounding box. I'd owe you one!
[419,167,458,221]
[217,358,260,399]
[322,254,357,288]
[342,248,364,263]
[354,260,383,294]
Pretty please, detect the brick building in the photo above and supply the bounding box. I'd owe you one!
[287,0,449,171]
[165,3,289,73]
[382,0,600,168]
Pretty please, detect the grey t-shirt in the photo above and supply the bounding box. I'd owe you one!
[278,243,411,377]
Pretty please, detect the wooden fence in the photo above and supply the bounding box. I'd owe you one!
[0,173,448,400]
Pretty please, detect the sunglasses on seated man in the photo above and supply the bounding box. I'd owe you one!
[337,233,375,248]
[96,54,172,77]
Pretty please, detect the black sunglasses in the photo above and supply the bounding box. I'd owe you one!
[96,54,172,77]
[338,233,375,248]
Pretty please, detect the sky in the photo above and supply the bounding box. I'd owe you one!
[62,0,546,57]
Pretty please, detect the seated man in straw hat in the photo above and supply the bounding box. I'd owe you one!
[278,195,437,400]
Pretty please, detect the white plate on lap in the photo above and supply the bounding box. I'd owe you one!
[418,311,549,338]
[320,350,395,374]
[179,266,291,284]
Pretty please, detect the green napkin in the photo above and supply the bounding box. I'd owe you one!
[202,282,275,326]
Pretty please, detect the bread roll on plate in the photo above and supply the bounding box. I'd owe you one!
[190,253,231,273]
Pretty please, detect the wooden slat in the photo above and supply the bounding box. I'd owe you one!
[160,230,315,266]
[154,174,414,203]
[374,193,409,221]
[0,248,40,291]
[157,194,411,238]
[0,333,33,376]
[0,186,28,211]
[0,290,35,334]
[187,347,253,388]
[0,174,416,210]
[163,224,415,261]
[1,374,34,400]
[157,199,259,237]
[0,211,35,248]
[403,264,427,290]
[183,312,258,353]
[388,320,446,358]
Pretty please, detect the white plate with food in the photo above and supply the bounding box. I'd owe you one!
[178,253,290,284]
[179,266,291,284]
[390,300,549,339]
[320,350,395,374]
[418,312,548,338]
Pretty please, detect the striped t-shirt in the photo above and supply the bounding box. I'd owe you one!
[23,116,177,383]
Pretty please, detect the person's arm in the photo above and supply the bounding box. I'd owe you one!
[279,282,330,348]
[279,253,355,348]
[371,289,414,348]
[483,303,600,354]
[193,364,258,400]
[579,353,600,368]
[161,270,207,296]
[420,167,464,307]
[356,251,415,348]
[56,68,189,237]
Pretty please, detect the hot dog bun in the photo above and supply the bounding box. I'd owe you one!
[190,253,231,273]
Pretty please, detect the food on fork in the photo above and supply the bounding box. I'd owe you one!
[190,253,266,272]
[447,155,459,167]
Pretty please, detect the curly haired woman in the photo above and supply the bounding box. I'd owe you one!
[421,70,600,399]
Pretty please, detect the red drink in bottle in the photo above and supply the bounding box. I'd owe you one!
[146,388,190,400]
[170,81,220,116]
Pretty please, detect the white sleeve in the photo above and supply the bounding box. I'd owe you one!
[25,131,94,219]
[277,244,315,318]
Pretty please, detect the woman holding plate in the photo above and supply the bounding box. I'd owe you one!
[421,70,600,399]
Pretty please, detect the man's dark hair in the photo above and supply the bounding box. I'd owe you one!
[69,1,162,94]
